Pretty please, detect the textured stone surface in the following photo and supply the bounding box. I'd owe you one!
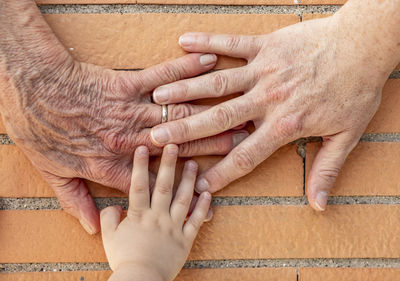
[299,268,400,281]
[0,268,296,281]
[2,205,400,262]
[42,13,299,69]
[0,144,302,197]
[306,142,400,196]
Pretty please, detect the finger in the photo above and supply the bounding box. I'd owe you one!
[146,103,211,127]
[183,192,212,242]
[128,146,151,217]
[100,205,122,241]
[153,67,253,105]
[195,127,281,194]
[41,173,100,235]
[136,53,217,94]
[151,144,179,212]
[150,95,257,146]
[306,132,360,212]
[170,160,198,225]
[179,32,261,60]
[143,129,249,156]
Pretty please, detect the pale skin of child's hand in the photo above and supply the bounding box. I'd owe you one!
[100,144,212,281]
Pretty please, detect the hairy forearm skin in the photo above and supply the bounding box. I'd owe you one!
[334,0,400,83]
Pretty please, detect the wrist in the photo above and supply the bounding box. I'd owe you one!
[332,0,400,84]
[109,264,167,281]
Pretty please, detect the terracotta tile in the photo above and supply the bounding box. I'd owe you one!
[0,144,302,197]
[37,0,136,3]
[0,268,296,281]
[2,205,400,262]
[299,268,400,281]
[138,0,293,4]
[366,80,400,132]
[0,118,5,134]
[306,142,400,196]
[42,14,299,69]
[301,0,345,4]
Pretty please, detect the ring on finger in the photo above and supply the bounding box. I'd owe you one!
[161,104,168,123]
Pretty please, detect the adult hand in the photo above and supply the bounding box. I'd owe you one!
[0,0,246,234]
[150,1,400,211]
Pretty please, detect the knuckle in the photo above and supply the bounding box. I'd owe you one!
[170,104,192,121]
[274,114,303,139]
[225,35,241,51]
[232,147,256,174]
[211,72,228,96]
[156,185,172,195]
[175,195,191,207]
[178,141,197,157]
[158,62,183,82]
[128,208,144,220]
[132,183,148,194]
[318,167,341,184]
[212,105,233,131]
[189,215,203,230]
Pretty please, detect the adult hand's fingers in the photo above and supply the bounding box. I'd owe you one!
[170,160,198,225]
[150,96,257,146]
[128,146,151,218]
[151,144,179,212]
[306,132,360,211]
[195,127,281,194]
[179,32,261,61]
[136,53,217,94]
[100,205,122,241]
[143,129,249,157]
[41,172,100,235]
[183,191,212,243]
[153,67,253,105]
[147,103,211,127]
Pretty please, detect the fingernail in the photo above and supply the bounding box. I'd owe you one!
[204,208,213,222]
[185,160,198,171]
[315,191,328,211]
[200,54,217,66]
[153,87,170,104]
[151,127,170,144]
[196,177,210,193]
[179,34,195,47]
[136,146,148,155]
[80,219,96,235]
[233,131,249,147]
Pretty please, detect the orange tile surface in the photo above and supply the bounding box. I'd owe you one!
[299,268,400,281]
[0,144,302,198]
[0,118,5,134]
[306,142,400,196]
[43,14,299,69]
[2,205,400,262]
[0,268,296,281]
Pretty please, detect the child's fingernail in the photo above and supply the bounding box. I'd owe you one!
[80,219,96,235]
[136,146,148,155]
[204,208,213,222]
[195,178,210,193]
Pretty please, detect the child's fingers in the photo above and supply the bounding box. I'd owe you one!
[151,144,179,212]
[100,205,123,241]
[128,146,150,217]
[170,160,198,225]
[183,192,212,242]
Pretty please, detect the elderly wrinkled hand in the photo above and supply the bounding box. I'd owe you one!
[0,0,246,234]
[150,1,400,211]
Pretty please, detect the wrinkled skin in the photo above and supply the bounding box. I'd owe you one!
[151,3,400,211]
[0,0,244,234]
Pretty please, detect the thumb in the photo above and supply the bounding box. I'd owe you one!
[41,172,100,235]
[306,132,360,211]
[100,205,122,241]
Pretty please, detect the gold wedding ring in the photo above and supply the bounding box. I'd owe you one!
[161,104,168,123]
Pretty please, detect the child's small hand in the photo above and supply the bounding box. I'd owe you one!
[101,144,212,281]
